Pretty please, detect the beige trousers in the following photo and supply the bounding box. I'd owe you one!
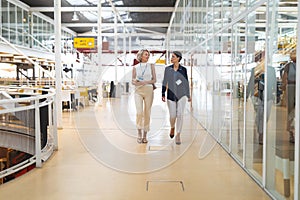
[134,85,154,132]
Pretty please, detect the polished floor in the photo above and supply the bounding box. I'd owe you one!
[0,93,271,200]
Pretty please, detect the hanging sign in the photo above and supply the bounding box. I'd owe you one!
[74,37,95,48]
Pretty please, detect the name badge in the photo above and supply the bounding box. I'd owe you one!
[137,76,144,81]
[176,79,182,85]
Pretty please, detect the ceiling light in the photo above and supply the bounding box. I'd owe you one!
[72,11,79,21]
[91,27,96,33]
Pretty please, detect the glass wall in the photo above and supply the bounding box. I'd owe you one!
[231,18,245,164]
[169,0,299,199]
[1,0,9,41]
[0,0,74,52]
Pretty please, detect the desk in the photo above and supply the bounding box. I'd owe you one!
[61,90,73,111]
[61,89,82,111]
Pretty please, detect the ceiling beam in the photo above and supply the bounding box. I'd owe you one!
[62,23,170,27]
[30,7,174,12]
[78,33,166,37]
[61,21,297,28]
[29,6,298,13]
[134,27,163,35]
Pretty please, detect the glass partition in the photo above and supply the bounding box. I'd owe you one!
[206,0,213,34]
[23,10,29,47]
[231,20,246,163]
[1,0,9,40]
[16,6,23,45]
[9,3,16,42]
[265,0,297,198]
[169,0,299,199]
[0,0,74,51]
[206,39,215,134]
[32,14,38,48]
[219,26,232,150]
[243,4,267,183]
[232,0,247,18]
[222,0,232,25]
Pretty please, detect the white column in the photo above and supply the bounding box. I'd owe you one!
[114,14,118,83]
[97,0,103,106]
[54,0,62,128]
[123,28,126,93]
[166,33,170,65]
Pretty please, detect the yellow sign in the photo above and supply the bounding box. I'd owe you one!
[73,37,95,48]
[156,59,165,64]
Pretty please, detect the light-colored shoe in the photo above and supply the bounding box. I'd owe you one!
[175,134,181,145]
[137,138,142,143]
[137,129,142,144]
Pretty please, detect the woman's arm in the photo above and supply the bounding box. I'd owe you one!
[150,64,157,84]
[183,67,191,101]
[162,67,168,98]
[132,67,139,86]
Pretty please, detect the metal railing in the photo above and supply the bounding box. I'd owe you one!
[0,85,57,182]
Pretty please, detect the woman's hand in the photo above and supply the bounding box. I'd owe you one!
[132,79,146,86]
[162,96,166,102]
[132,79,138,86]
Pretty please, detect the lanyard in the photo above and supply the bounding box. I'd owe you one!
[139,63,147,78]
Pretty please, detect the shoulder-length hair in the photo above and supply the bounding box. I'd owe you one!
[136,49,150,62]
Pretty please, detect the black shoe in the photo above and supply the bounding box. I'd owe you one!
[289,131,295,143]
[259,134,263,145]
[169,128,175,139]
[142,138,148,143]
[290,136,295,143]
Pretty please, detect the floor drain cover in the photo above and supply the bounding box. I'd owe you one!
[148,146,172,151]
[146,180,185,191]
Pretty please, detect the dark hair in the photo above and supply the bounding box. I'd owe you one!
[173,51,182,62]
[290,50,296,62]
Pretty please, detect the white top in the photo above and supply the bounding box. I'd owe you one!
[134,63,153,83]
